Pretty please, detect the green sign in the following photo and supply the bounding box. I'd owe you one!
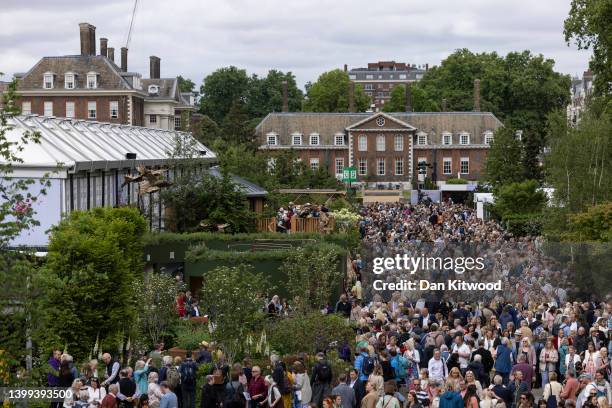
[342,166,357,183]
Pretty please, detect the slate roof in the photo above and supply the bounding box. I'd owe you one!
[208,166,268,197]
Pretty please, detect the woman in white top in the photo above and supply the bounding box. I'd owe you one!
[583,342,601,378]
[542,372,562,403]
[403,339,421,380]
[147,372,163,408]
[264,375,283,408]
[292,361,312,408]
[86,378,106,408]
[479,389,496,408]
[464,371,483,398]
[64,379,82,408]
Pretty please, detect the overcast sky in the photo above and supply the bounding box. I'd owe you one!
[0,0,591,89]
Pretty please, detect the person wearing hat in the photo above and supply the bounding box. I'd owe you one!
[196,341,212,365]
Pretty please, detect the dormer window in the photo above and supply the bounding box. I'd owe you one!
[266,133,278,146]
[86,72,98,89]
[484,131,494,145]
[64,73,75,89]
[292,133,303,146]
[309,133,320,145]
[460,132,470,145]
[43,73,54,89]
[148,84,160,96]
[417,132,428,145]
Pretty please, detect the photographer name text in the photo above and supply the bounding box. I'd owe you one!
[372,279,503,291]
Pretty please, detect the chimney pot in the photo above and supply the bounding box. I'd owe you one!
[100,38,108,57]
[425,63,429,71]
[150,56,161,79]
[107,47,115,62]
[79,23,96,56]
[348,81,355,113]
[405,83,412,112]
[473,79,481,112]
[121,47,128,72]
[344,64,348,72]
[281,80,289,112]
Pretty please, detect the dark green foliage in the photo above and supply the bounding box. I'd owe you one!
[177,76,196,93]
[484,127,524,188]
[37,207,147,362]
[266,312,354,356]
[382,84,439,112]
[492,180,547,219]
[161,170,254,233]
[303,69,370,112]
[562,202,612,242]
[445,178,469,185]
[247,69,304,117]
[199,66,251,124]
[192,115,221,147]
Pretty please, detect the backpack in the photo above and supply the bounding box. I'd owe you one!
[181,362,196,386]
[395,356,409,379]
[362,356,376,376]
[166,367,181,390]
[225,381,245,407]
[317,362,333,383]
[545,384,557,408]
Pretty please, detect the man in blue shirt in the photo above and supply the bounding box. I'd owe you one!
[353,346,370,382]
[160,381,178,408]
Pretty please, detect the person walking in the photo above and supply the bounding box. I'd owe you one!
[311,353,333,408]
[160,382,179,408]
[179,352,198,408]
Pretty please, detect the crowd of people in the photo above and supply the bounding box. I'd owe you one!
[275,202,330,233]
[45,199,611,408]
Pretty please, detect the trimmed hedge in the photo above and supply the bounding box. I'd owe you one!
[143,231,349,247]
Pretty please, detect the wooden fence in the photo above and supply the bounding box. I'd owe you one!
[256,216,335,234]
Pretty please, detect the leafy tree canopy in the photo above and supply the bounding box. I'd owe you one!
[303,69,370,112]
[382,84,439,113]
[177,75,196,93]
[491,179,547,220]
[484,127,525,188]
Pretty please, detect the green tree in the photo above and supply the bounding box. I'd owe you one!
[221,99,255,145]
[562,202,612,242]
[382,84,439,112]
[198,265,265,363]
[133,272,180,349]
[484,127,524,188]
[161,171,254,233]
[177,75,196,93]
[247,70,304,117]
[493,179,546,219]
[192,115,221,147]
[200,66,250,124]
[283,244,342,311]
[564,0,612,98]
[545,111,612,212]
[37,207,147,362]
[303,69,370,112]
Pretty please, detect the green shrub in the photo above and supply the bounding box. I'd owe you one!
[445,178,469,185]
[504,213,543,237]
[174,320,212,351]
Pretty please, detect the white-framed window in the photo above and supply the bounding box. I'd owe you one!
[376,135,385,151]
[86,73,97,89]
[43,101,53,116]
[335,158,344,175]
[358,158,367,176]
[174,116,181,129]
[266,133,277,146]
[418,157,427,175]
[460,133,470,145]
[399,74,407,79]
[442,132,452,145]
[149,114,157,124]
[292,133,302,145]
[395,158,404,176]
[64,73,75,89]
[21,101,31,115]
[87,101,96,119]
[349,74,356,80]
[366,74,373,80]
[310,158,319,171]
[377,158,385,176]
[334,134,344,146]
[460,157,469,174]
[110,101,119,119]
[484,131,494,145]
[394,135,403,151]
[309,133,320,145]
[358,135,367,151]
[43,73,54,89]
[364,84,373,90]
[417,132,427,145]
[65,102,75,118]
[443,158,452,175]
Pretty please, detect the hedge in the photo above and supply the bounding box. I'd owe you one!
[143,231,349,247]
[445,178,469,185]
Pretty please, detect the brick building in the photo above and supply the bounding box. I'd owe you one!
[256,81,502,188]
[346,61,427,110]
[13,23,195,130]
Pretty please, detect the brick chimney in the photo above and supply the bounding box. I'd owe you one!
[473,79,481,112]
[281,80,288,112]
[121,47,128,72]
[405,83,412,112]
[442,98,448,112]
[344,64,348,72]
[150,56,160,79]
[79,23,96,56]
[107,47,115,62]
[100,38,108,57]
[348,81,355,113]
[425,63,429,71]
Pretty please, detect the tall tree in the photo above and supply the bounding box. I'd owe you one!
[192,115,221,147]
[484,127,524,188]
[199,66,250,124]
[382,84,439,112]
[177,75,196,93]
[303,69,370,112]
[564,0,612,98]
[221,99,255,145]
[247,70,304,117]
